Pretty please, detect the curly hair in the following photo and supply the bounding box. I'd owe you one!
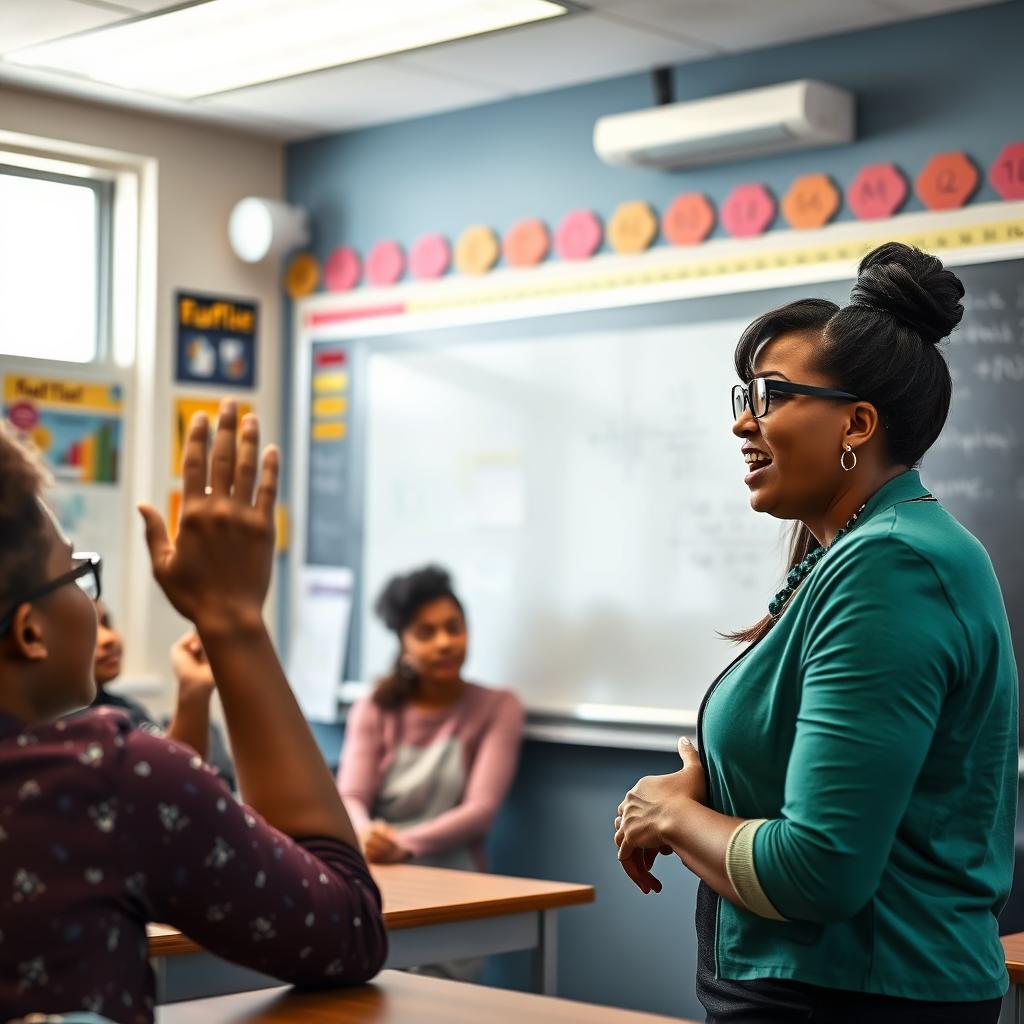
[0,422,52,621]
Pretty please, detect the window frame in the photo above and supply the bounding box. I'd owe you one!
[0,161,115,365]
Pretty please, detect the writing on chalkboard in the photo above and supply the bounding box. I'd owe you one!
[974,356,1024,382]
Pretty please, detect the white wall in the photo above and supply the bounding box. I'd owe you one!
[0,85,285,720]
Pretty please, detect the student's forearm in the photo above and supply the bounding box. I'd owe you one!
[663,799,746,909]
[196,612,359,849]
[165,692,211,760]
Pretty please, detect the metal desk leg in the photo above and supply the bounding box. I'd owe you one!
[532,909,558,996]
[1015,981,1021,1024]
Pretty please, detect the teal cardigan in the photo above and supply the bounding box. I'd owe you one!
[700,470,1018,1001]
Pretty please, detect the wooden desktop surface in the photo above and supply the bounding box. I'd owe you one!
[1002,932,1024,985]
[155,969,690,1024]
[149,863,595,957]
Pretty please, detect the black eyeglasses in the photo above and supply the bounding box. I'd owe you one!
[732,378,860,420]
[0,552,102,637]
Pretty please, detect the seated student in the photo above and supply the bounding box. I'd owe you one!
[338,566,524,873]
[0,405,386,1023]
[88,603,236,790]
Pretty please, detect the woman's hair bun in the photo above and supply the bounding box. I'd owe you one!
[849,241,964,344]
[374,564,457,633]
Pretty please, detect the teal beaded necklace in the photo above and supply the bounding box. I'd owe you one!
[768,502,868,618]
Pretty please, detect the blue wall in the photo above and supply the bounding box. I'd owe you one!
[291,3,1024,1018]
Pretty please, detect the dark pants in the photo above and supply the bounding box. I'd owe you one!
[702,985,1002,1024]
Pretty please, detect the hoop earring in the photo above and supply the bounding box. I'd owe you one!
[840,444,857,472]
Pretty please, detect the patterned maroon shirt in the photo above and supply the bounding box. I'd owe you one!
[0,707,387,1022]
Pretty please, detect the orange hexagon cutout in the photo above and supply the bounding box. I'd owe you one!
[915,152,979,211]
[847,163,908,220]
[503,218,550,267]
[285,253,320,298]
[454,225,500,275]
[608,200,658,254]
[989,142,1024,201]
[781,174,840,230]
[662,193,715,246]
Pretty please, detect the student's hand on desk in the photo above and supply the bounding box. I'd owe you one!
[171,631,216,700]
[614,737,707,895]
[138,401,278,634]
[361,820,412,864]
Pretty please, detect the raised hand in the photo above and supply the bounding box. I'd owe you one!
[138,401,278,633]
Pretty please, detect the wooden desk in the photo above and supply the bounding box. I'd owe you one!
[155,969,692,1024]
[1003,933,1024,1023]
[150,863,594,1004]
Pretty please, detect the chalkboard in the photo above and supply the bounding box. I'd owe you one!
[924,260,1024,718]
[302,255,1024,726]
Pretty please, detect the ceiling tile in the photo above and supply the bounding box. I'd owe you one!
[397,10,717,95]
[0,0,122,54]
[594,0,910,52]
[201,60,513,136]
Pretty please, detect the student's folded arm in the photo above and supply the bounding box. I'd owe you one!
[398,692,525,858]
[730,538,959,925]
[337,698,386,836]
[114,729,387,986]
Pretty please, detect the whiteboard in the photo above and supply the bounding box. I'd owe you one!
[361,317,789,721]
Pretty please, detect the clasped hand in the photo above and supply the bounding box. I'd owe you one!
[614,736,707,894]
[361,821,411,864]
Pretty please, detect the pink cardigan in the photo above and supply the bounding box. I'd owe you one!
[337,683,524,863]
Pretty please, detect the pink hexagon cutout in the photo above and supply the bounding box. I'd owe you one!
[366,240,405,286]
[554,209,603,260]
[721,184,775,238]
[990,142,1024,201]
[847,163,908,220]
[410,234,450,280]
[323,246,361,292]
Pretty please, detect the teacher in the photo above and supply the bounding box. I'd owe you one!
[614,242,1018,1023]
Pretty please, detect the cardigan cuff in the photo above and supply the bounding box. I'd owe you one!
[725,819,787,921]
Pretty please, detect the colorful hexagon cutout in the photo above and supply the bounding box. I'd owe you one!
[915,152,979,211]
[608,200,658,254]
[366,240,405,286]
[721,184,775,238]
[454,225,500,275]
[554,209,603,260]
[409,234,450,280]
[662,193,715,246]
[285,253,320,298]
[989,142,1024,201]
[503,218,550,267]
[323,246,361,292]
[847,163,908,221]
[782,173,840,230]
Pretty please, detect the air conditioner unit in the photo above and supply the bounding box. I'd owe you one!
[593,80,854,170]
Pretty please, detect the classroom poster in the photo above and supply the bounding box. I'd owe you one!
[3,374,123,484]
[175,291,258,388]
[171,396,254,475]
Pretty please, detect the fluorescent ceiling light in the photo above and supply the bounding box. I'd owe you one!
[5,0,568,100]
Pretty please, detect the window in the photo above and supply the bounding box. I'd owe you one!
[0,164,112,363]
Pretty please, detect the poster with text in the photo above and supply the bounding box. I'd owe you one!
[4,374,123,484]
[175,291,258,388]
